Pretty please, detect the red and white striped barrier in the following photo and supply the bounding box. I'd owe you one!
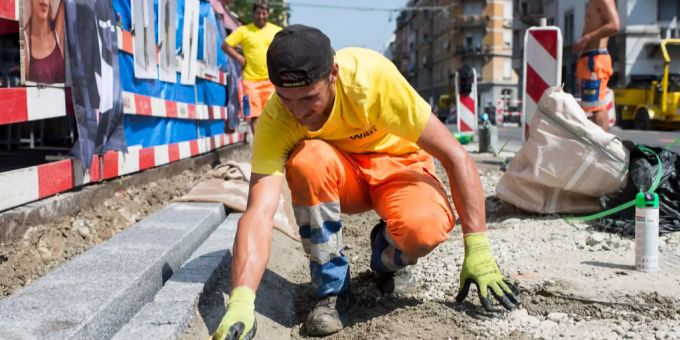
[117,28,229,86]
[122,92,228,120]
[455,68,478,134]
[100,131,241,179]
[522,22,562,140]
[503,110,522,120]
[0,0,18,21]
[0,87,73,126]
[0,158,93,212]
[0,131,244,212]
[0,88,229,126]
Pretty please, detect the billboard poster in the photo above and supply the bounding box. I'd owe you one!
[203,18,218,79]
[20,0,67,85]
[132,0,157,79]
[180,0,199,85]
[64,0,126,169]
[158,0,177,83]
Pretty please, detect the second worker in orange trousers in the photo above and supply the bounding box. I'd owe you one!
[213,25,520,340]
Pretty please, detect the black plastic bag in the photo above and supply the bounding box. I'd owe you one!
[593,141,680,235]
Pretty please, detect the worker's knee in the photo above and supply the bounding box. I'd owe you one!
[387,211,453,258]
[286,140,336,178]
[285,140,341,205]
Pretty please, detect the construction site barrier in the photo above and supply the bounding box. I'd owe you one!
[0,0,245,212]
[0,131,243,212]
[522,21,562,141]
[456,68,478,134]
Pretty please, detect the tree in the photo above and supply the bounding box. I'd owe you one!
[229,0,290,27]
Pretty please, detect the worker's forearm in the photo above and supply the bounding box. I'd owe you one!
[443,152,487,235]
[222,43,246,67]
[231,211,273,292]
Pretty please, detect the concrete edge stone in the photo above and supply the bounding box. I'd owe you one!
[112,213,240,340]
[0,203,226,340]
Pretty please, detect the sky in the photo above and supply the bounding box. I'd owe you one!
[287,0,410,53]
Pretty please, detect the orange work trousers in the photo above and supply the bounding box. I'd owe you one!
[285,139,455,297]
[576,49,613,113]
[242,79,275,118]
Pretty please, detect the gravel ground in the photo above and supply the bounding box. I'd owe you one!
[285,151,680,340]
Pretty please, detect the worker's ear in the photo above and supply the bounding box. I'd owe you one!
[328,63,339,83]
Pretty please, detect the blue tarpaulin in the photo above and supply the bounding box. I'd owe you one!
[113,0,231,148]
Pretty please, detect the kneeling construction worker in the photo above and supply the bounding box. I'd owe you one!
[213,25,519,340]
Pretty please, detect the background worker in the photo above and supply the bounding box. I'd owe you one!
[213,25,519,340]
[222,1,281,133]
[574,0,620,131]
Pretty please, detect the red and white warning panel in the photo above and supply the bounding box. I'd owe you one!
[0,87,72,125]
[0,159,90,213]
[100,132,241,179]
[122,92,228,120]
[0,88,230,125]
[522,21,562,140]
[456,68,478,135]
[0,131,244,212]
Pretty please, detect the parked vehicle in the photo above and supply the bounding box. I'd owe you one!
[613,39,680,130]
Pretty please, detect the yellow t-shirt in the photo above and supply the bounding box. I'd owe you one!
[225,23,282,81]
[252,48,432,176]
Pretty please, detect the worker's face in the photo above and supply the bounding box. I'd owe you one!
[32,0,50,21]
[253,7,269,28]
[275,64,338,130]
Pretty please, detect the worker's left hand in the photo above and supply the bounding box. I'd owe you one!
[455,232,519,311]
[212,286,257,340]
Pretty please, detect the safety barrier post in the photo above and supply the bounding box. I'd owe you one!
[456,68,478,135]
[522,18,562,141]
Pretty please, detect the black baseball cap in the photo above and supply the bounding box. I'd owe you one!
[267,25,335,88]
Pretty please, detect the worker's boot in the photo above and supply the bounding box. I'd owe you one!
[370,221,418,295]
[376,266,417,295]
[305,292,351,336]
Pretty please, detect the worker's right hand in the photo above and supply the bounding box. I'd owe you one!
[455,232,520,312]
[212,286,257,340]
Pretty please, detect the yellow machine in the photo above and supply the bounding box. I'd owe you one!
[436,75,456,123]
[614,39,680,130]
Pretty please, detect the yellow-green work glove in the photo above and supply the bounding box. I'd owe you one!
[455,232,520,311]
[212,286,257,340]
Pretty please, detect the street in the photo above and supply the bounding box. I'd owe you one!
[492,124,680,154]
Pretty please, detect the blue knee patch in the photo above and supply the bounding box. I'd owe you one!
[299,220,342,244]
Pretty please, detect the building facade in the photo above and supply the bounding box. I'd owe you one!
[392,0,518,114]
[512,0,680,100]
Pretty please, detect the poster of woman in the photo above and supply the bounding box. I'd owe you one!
[20,0,66,85]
